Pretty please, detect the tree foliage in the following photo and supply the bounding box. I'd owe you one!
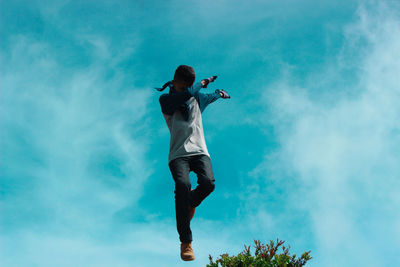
[207,239,312,267]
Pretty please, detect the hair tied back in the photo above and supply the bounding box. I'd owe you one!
[154,80,172,91]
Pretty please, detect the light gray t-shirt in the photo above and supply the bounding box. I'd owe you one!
[162,96,210,164]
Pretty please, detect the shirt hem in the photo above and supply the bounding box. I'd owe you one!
[168,152,211,165]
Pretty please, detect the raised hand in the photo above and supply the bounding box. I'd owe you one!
[215,89,230,99]
[201,75,218,88]
[207,76,217,83]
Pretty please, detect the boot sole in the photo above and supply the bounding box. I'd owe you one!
[181,255,195,261]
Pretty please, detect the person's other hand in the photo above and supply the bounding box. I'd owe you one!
[215,89,230,99]
[201,75,218,88]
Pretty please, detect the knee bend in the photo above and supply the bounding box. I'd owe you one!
[204,180,215,193]
[209,182,215,193]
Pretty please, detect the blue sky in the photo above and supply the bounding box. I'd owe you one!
[1,0,400,266]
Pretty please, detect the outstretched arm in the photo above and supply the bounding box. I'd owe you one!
[159,82,203,115]
[195,91,222,113]
[196,89,231,113]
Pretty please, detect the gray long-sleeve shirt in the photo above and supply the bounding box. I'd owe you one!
[159,81,221,164]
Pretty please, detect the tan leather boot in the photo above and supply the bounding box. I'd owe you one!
[180,242,195,261]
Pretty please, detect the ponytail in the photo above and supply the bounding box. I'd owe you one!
[154,80,172,91]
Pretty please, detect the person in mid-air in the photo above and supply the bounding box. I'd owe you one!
[156,65,230,261]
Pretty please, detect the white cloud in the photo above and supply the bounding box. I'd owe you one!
[0,30,160,263]
[249,2,400,266]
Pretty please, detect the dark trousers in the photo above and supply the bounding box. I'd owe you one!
[168,154,216,243]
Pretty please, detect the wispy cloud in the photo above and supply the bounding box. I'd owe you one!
[248,2,400,266]
[0,26,163,264]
